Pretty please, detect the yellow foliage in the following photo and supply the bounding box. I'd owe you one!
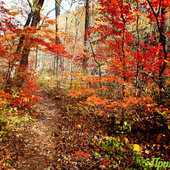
[133,144,141,152]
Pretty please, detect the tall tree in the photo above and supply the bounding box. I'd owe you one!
[54,0,62,75]
[17,0,45,67]
[82,0,90,73]
[146,0,169,104]
[16,0,45,86]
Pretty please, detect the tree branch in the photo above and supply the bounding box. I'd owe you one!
[40,8,55,27]
[141,70,169,97]
[88,39,101,66]
[27,0,32,9]
[157,0,162,17]
[146,0,162,35]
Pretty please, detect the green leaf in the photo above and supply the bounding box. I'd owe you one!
[95,152,101,158]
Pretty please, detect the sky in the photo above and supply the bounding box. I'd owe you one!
[43,0,74,18]
[4,0,79,19]
[2,0,80,28]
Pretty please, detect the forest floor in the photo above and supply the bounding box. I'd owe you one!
[0,88,169,169]
[1,90,60,169]
[0,89,104,169]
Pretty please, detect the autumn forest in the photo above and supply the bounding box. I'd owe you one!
[0,0,169,169]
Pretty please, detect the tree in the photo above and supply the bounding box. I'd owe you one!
[146,0,169,104]
[54,0,62,75]
[0,0,67,108]
[16,0,45,86]
[67,0,169,137]
[82,0,90,73]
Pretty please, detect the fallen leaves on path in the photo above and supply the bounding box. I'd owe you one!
[1,90,169,169]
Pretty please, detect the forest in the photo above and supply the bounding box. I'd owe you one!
[0,0,169,169]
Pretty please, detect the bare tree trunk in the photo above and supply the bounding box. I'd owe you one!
[54,0,62,76]
[158,7,167,104]
[83,0,90,73]
[62,16,68,74]
[120,0,126,127]
[135,0,140,90]
[146,0,168,104]
[35,45,38,70]
[70,16,79,88]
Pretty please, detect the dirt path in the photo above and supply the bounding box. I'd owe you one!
[8,89,169,170]
[15,92,60,170]
[11,91,98,169]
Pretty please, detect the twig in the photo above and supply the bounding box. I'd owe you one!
[27,0,32,9]
[157,0,162,17]
[141,69,169,96]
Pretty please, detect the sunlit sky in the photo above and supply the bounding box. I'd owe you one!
[43,0,76,17]
[4,0,79,19]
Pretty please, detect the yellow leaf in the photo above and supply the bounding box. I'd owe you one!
[77,124,81,128]
[124,137,129,144]
[133,144,141,152]
[145,150,149,154]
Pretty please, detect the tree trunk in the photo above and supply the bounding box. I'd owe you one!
[146,0,168,104]
[158,7,167,104]
[54,0,62,75]
[20,0,44,67]
[16,0,45,86]
[83,0,90,73]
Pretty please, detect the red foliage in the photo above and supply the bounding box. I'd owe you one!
[103,159,111,166]
[72,150,89,159]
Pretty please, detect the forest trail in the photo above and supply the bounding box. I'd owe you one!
[11,89,97,170]
[2,90,169,169]
[15,91,60,170]
[10,90,169,170]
